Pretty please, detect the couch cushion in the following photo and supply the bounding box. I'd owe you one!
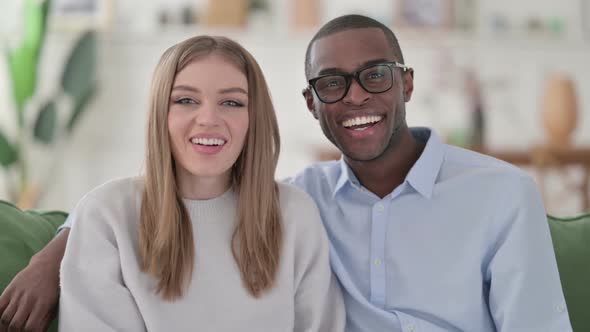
[548,214,590,332]
[0,200,67,332]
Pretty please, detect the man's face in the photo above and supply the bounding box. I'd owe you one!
[305,28,413,162]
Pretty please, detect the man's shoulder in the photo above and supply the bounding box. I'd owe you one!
[440,145,543,211]
[442,144,532,184]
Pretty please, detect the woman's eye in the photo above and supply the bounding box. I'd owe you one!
[222,100,245,107]
[175,98,196,104]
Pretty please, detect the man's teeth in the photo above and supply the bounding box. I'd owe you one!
[191,138,226,146]
[342,115,383,128]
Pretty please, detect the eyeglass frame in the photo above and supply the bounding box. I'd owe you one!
[305,62,412,104]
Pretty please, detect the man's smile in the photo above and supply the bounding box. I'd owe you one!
[341,115,383,131]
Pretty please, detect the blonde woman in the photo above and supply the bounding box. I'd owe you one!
[58,36,345,331]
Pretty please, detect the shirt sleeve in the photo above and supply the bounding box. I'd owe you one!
[486,175,572,332]
[58,194,146,332]
[293,194,346,332]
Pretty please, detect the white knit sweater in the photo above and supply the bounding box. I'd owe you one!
[59,177,345,332]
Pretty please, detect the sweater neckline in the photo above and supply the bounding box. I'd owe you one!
[181,187,236,213]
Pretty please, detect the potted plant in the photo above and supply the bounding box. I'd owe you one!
[0,0,98,208]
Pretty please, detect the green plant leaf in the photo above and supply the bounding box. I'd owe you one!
[67,83,98,133]
[61,31,97,100]
[8,46,37,113]
[33,100,57,144]
[0,130,18,167]
[7,0,51,115]
[23,0,51,48]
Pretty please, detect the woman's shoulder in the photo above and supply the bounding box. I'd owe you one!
[277,182,323,230]
[71,176,145,226]
[82,176,144,204]
[277,182,318,211]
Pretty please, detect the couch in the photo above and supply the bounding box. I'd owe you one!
[0,200,66,332]
[1,201,589,331]
[548,214,590,331]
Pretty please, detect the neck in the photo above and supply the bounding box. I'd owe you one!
[345,127,424,198]
[177,170,231,200]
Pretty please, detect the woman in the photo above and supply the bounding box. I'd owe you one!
[58,36,345,331]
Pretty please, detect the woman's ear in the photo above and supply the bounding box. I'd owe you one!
[302,87,318,119]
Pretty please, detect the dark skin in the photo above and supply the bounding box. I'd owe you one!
[0,229,68,332]
[304,28,422,198]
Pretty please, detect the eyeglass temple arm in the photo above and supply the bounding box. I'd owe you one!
[395,62,414,78]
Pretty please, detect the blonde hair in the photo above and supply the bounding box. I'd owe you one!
[140,36,282,300]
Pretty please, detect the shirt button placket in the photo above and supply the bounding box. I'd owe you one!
[370,201,387,307]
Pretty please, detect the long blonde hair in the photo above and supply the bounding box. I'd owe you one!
[140,36,282,300]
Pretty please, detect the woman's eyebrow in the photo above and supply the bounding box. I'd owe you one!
[219,87,248,95]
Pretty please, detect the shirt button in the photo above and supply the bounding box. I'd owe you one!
[556,304,566,313]
[407,324,415,332]
[374,258,382,266]
[376,204,384,212]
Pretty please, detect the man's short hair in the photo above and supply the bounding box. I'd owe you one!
[304,14,405,80]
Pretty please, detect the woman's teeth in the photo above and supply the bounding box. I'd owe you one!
[342,115,383,129]
[190,138,226,146]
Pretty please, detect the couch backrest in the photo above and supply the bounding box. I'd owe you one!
[548,214,590,332]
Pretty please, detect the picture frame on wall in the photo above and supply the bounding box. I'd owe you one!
[50,0,113,30]
[397,0,453,29]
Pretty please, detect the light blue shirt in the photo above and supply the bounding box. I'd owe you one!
[287,128,572,332]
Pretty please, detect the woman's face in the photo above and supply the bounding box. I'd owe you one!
[168,54,249,187]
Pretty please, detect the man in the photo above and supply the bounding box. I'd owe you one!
[287,14,571,331]
[1,14,572,332]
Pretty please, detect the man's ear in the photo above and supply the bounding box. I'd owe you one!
[403,68,414,102]
[302,87,318,119]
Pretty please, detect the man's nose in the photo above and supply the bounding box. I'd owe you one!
[342,78,370,106]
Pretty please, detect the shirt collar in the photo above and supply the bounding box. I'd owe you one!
[331,127,445,199]
[404,127,445,199]
[333,156,360,197]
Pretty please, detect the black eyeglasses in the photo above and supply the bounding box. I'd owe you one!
[307,62,411,104]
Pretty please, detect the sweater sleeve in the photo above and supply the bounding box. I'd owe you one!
[56,212,73,233]
[292,193,346,332]
[58,194,146,332]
